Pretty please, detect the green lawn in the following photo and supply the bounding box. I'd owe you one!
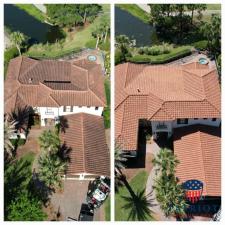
[206,4,221,10]
[15,4,46,22]
[128,45,193,64]
[104,197,110,221]
[103,78,110,129]
[115,170,153,221]
[26,4,110,59]
[116,4,149,24]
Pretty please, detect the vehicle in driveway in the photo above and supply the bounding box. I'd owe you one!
[78,204,94,221]
[86,176,110,208]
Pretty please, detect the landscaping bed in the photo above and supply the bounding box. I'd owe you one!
[127,46,193,64]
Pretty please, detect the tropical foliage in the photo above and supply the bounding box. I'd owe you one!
[7,191,47,221]
[115,35,132,64]
[122,189,153,221]
[4,117,17,158]
[8,106,30,132]
[153,148,188,219]
[115,144,127,174]
[38,153,66,189]
[9,31,27,55]
[4,153,47,221]
[38,129,60,154]
[200,14,221,56]
[46,4,102,30]
[91,15,110,48]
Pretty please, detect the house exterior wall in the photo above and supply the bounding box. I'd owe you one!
[38,106,104,126]
[151,118,220,138]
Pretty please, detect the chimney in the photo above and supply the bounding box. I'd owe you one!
[137,88,140,93]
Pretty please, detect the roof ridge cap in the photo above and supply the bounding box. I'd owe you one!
[89,89,106,106]
[150,106,173,120]
[18,57,39,82]
[198,131,208,195]
[81,114,87,174]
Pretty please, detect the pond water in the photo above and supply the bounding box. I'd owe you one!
[115,7,158,47]
[4,4,64,44]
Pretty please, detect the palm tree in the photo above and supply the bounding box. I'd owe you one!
[154,174,188,219]
[38,130,60,154]
[153,148,187,219]
[10,31,27,56]
[122,189,154,221]
[115,144,127,175]
[38,153,66,189]
[4,117,17,157]
[8,106,30,133]
[152,148,179,176]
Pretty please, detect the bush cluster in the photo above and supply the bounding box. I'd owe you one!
[138,43,173,56]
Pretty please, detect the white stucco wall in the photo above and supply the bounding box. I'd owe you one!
[172,118,221,128]
[151,118,220,137]
[38,106,104,126]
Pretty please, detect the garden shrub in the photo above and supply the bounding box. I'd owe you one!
[127,46,192,64]
[4,47,19,77]
[137,43,173,56]
[193,40,208,51]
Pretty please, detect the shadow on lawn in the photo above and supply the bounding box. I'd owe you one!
[120,175,155,221]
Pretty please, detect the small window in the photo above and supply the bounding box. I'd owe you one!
[63,106,66,112]
[194,118,198,120]
[87,106,91,108]
[46,107,52,113]
[65,106,71,112]
[212,118,217,121]
[95,107,99,110]
[78,106,82,108]
[177,119,188,124]
[70,106,73,112]
[203,118,207,120]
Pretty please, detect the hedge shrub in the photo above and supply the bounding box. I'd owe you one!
[127,46,192,64]
[193,40,208,51]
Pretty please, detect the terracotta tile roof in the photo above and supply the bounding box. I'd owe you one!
[115,62,221,150]
[60,113,110,177]
[5,56,106,113]
[174,125,221,196]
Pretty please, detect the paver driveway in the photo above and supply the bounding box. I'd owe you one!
[49,179,103,221]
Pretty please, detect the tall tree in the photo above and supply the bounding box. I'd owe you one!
[10,32,27,55]
[46,4,101,30]
[187,4,206,24]
[153,148,188,219]
[201,14,221,56]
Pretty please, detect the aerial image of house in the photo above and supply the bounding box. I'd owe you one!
[4,4,110,221]
[115,3,221,221]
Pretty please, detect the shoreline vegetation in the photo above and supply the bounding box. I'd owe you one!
[116,4,221,25]
[26,4,110,59]
[15,4,46,23]
[116,4,149,24]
